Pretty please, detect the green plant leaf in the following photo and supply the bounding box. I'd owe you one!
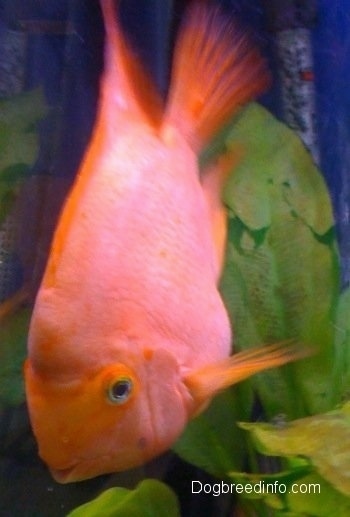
[0,89,47,223]
[283,473,350,516]
[229,469,350,516]
[173,384,253,477]
[67,479,180,517]
[173,103,342,480]
[228,466,311,512]
[0,89,47,172]
[216,103,340,417]
[334,287,350,399]
[240,402,350,496]
[0,308,30,408]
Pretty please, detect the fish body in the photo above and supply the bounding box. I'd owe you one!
[26,124,230,478]
[24,0,297,483]
[29,127,229,376]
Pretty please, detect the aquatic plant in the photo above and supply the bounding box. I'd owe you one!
[67,479,180,517]
[0,89,46,409]
[0,89,47,225]
[173,104,349,515]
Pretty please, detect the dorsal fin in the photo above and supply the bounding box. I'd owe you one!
[165,2,270,150]
[100,0,163,129]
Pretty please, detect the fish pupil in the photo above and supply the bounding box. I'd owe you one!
[108,378,133,404]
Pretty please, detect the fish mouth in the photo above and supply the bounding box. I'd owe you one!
[49,458,105,484]
[50,461,112,484]
[48,451,142,483]
[50,465,77,484]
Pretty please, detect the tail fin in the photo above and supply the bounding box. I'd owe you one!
[99,0,163,128]
[165,2,270,149]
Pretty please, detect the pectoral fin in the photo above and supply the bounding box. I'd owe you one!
[184,341,313,409]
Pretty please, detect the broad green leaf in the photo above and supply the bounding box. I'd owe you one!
[282,473,350,516]
[0,88,47,173]
[229,469,350,516]
[174,103,341,480]
[334,287,350,398]
[222,106,333,236]
[240,402,350,496]
[173,384,252,477]
[0,308,30,408]
[0,89,47,222]
[67,479,180,517]
[202,103,333,235]
[216,103,340,417]
[228,466,311,512]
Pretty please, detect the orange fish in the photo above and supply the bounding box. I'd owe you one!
[25,0,302,483]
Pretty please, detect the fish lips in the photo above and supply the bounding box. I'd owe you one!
[49,455,117,483]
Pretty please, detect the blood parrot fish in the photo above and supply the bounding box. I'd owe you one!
[24,0,303,483]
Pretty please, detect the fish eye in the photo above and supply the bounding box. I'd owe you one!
[107,377,133,404]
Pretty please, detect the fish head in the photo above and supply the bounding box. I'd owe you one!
[24,347,193,483]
